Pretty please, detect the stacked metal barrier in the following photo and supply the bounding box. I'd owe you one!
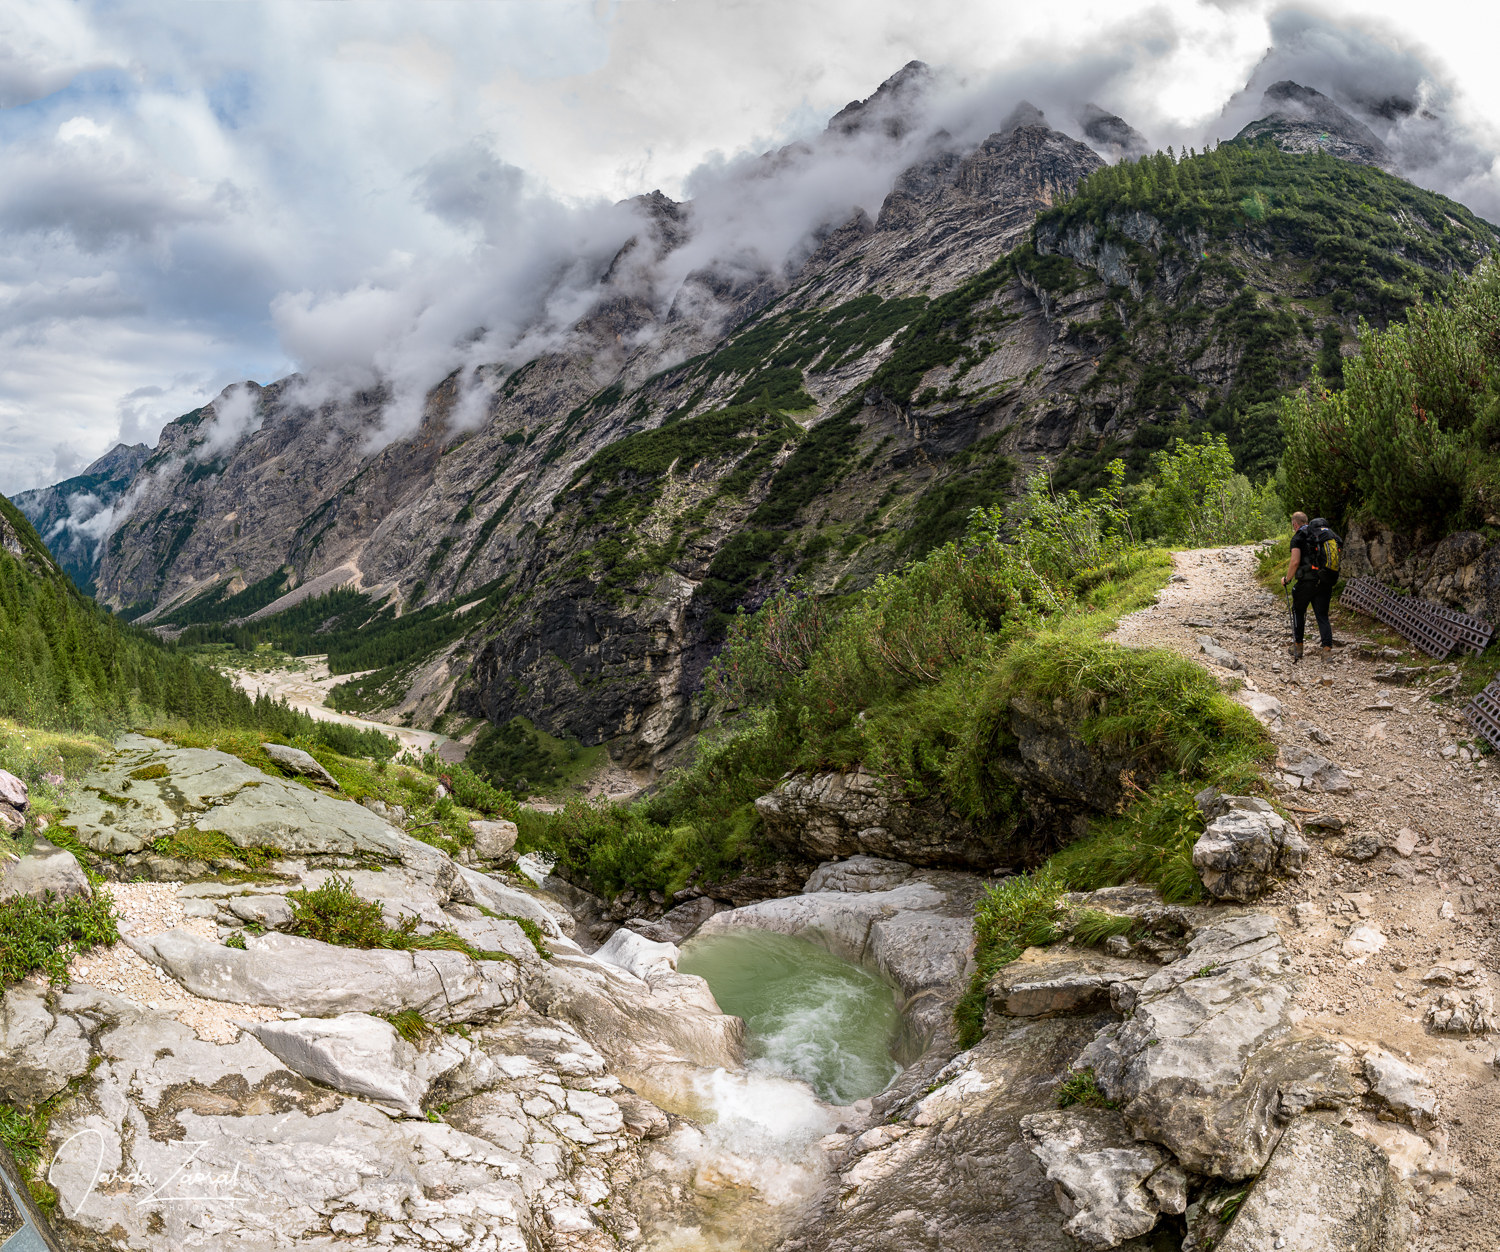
[1338,576,1494,660]
[1466,679,1500,754]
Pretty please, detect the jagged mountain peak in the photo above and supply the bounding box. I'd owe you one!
[826,60,934,140]
[998,101,1048,133]
[1078,102,1149,160]
[1235,79,1391,169]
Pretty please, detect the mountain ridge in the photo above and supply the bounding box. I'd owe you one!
[8,73,1499,771]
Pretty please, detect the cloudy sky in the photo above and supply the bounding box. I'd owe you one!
[2,0,1498,495]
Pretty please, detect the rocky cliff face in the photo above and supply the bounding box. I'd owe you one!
[10,441,149,595]
[1234,81,1392,169]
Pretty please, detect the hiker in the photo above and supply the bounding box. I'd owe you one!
[1281,512,1341,661]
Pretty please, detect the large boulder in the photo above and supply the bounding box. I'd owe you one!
[262,743,340,788]
[804,855,914,893]
[1213,1116,1411,1252]
[0,838,91,903]
[1192,809,1309,901]
[1020,1108,1173,1248]
[468,818,519,862]
[127,929,520,1024]
[754,769,974,865]
[0,768,26,810]
[1074,915,1319,1178]
[248,1013,431,1116]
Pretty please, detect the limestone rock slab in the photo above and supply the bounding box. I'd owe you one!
[1214,1116,1411,1252]
[1075,915,1301,1178]
[249,1013,427,1115]
[129,928,520,1024]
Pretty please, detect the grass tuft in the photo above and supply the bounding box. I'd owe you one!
[128,763,169,781]
[285,873,513,962]
[384,1008,432,1043]
[150,828,282,869]
[1070,909,1138,946]
[1054,1066,1119,1110]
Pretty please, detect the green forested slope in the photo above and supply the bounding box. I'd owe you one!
[0,496,393,754]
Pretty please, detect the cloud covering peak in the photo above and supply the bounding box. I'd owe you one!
[0,0,1496,494]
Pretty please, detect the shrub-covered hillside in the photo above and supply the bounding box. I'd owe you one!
[1281,257,1500,538]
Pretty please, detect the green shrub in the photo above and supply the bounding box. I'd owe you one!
[1281,257,1500,534]
[284,874,511,961]
[0,889,119,987]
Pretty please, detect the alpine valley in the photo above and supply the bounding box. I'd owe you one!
[16,64,1495,772]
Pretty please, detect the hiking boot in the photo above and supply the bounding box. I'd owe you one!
[1319,646,1332,662]
[1290,642,1304,662]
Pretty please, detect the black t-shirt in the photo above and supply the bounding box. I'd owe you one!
[1291,525,1335,579]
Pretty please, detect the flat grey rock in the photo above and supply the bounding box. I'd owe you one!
[249,1012,428,1115]
[1213,1116,1411,1252]
[0,985,92,1106]
[1362,1050,1438,1129]
[1020,1107,1170,1248]
[988,955,1152,1023]
[128,928,520,1023]
[65,739,427,860]
[262,742,339,788]
[227,893,294,927]
[0,837,91,903]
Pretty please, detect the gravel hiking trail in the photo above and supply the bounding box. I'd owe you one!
[1113,545,1500,1252]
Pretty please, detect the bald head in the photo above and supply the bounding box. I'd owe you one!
[1291,512,1308,528]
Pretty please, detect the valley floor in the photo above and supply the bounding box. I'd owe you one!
[1114,547,1500,1251]
[225,655,452,758]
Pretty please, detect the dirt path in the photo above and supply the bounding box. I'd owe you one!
[1113,546,1499,1250]
[226,655,451,758]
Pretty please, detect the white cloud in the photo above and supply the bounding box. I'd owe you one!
[0,0,1496,493]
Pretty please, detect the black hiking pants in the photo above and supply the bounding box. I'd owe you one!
[1292,575,1334,647]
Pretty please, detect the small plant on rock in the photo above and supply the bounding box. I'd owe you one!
[1054,1067,1119,1110]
